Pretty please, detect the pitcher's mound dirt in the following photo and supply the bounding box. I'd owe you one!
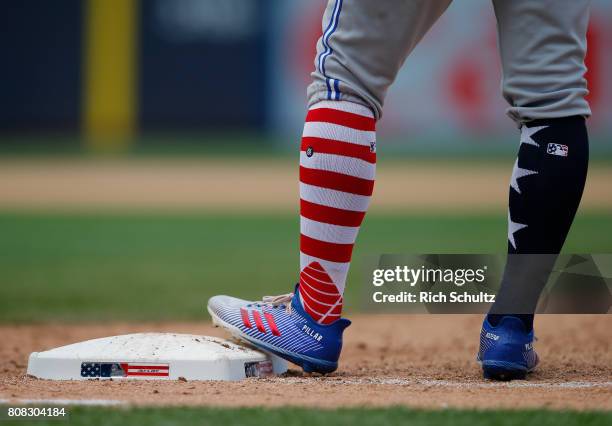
[1,315,610,410]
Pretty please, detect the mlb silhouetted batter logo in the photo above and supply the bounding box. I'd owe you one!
[547,143,569,157]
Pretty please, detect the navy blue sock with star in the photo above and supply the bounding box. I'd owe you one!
[488,116,589,331]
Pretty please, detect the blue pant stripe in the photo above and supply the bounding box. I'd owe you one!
[319,0,343,100]
[334,79,340,100]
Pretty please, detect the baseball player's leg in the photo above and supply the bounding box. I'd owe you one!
[300,0,452,326]
[478,0,591,380]
[209,0,454,374]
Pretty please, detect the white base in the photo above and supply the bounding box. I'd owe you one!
[27,333,287,381]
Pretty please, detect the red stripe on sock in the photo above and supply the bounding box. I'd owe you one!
[298,262,343,324]
[263,312,281,336]
[300,234,354,263]
[300,271,338,296]
[301,294,342,318]
[302,262,336,286]
[300,199,365,227]
[300,297,325,321]
[301,137,376,163]
[300,166,374,196]
[252,310,266,333]
[306,261,326,272]
[306,108,375,131]
[300,291,342,317]
[240,308,252,328]
[299,278,343,305]
[300,267,336,294]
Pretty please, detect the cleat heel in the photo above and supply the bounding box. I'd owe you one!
[482,360,528,381]
[301,360,337,375]
[483,366,527,381]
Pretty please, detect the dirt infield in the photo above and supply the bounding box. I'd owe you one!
[1,315,610,410]
[0,158,610,212]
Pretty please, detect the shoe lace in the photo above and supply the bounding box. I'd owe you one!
[255,293,294,314]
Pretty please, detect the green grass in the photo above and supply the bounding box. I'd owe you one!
[0,212,610,322]
[2,406,611,426]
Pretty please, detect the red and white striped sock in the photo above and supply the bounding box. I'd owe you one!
[298,100,376,324]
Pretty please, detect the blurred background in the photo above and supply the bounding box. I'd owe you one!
[0,0,610,322]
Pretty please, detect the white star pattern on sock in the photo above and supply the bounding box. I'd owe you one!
[509,125,546,249]
[508,211,527,250]
[510,159,538,194]
[520,125,548,147]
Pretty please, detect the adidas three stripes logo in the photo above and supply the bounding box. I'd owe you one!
[240,308,281,336]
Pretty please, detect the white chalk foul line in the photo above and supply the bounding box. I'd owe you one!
[275,377,612,389]
[414,379,612,389]
[0,398,125,406]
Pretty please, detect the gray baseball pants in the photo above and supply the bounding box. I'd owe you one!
[307,0,591,124]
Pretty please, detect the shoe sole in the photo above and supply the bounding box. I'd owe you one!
[207,306,338,374]
[480,360,533,381]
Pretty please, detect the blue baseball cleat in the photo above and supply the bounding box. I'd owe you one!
[207,285,350,374]
[477,316,539,381]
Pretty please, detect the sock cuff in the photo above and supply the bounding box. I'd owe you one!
[309,100,375,119]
